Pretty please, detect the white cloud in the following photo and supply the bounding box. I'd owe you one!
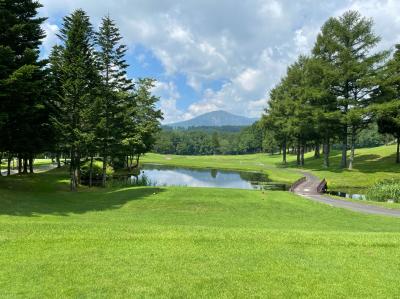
[152,81,191,124]
[38,0,400,122]
[41,22,59,58]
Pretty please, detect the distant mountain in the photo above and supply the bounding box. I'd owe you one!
[167,110,258,128]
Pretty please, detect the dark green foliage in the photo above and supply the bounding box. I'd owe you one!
[0,0,51,172]
[313,11,387,169]
[374,44,400,163]
[54,9,100,190]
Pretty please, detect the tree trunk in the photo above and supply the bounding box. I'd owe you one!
[397,136,400,164]
[300,144,305,166]
[348,127,356,170]
[23,156,28,174]
[29,155,34,174]
[296,143,301,166]
[102,155,107,188]
[89,156,93,188]
[323,138,330,168]
[340,127,347,168]
[314,143,320,159]
[56,153,61,168]
[282,140,287,165]
[7,155,12,176]
[18,155,22,174]
[70,149,78,192]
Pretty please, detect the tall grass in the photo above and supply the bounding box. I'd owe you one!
[366,179,400,202]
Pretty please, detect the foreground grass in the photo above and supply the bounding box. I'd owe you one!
[1,169,400,297]
[143,144,400,192]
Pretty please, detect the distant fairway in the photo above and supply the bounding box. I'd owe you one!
[0,168,400,298]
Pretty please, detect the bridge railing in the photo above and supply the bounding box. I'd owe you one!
[317,179,327,194]
[289,177,306,192]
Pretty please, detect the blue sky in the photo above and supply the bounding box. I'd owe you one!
[39,0,400,124]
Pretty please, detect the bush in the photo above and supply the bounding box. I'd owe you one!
[366,179,400,202]
[80,160,114,181]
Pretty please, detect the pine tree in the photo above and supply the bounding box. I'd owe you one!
[313,11,386,169]
[57,9,99,190]
[0,0,49,174]
[122,78,162,169]
[96,15,134,186]
[374,44,400,163]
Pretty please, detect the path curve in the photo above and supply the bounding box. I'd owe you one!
[293,172,400,218]
[0,164,58,176]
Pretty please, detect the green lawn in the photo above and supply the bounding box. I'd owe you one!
[1,169,400,297]
[143,144,400,192]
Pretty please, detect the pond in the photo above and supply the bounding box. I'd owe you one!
[114,164,288,190]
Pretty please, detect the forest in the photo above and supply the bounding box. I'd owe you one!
[0,1,162,190]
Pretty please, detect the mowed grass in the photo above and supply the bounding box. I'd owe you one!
[143,144,400,192]
[1,169,400,297]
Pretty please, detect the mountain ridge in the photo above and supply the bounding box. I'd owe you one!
[166,110,258,128]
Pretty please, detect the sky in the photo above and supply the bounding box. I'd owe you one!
[38,0,400,124]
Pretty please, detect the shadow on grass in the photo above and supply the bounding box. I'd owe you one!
[281,151,400,174]
[0,168,165,217]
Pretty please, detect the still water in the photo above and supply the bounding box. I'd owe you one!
[125,164,287,190]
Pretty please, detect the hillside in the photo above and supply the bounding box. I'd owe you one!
[167,110,258,128]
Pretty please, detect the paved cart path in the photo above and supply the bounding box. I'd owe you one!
[0,164,58,176]
[293,171,400,218]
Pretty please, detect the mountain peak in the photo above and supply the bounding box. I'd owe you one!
[167,110,258,128]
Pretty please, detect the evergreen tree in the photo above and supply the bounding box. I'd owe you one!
[0,0,49,174]
[122,78,162,168]
[56,9,99,190]
[313,11,386,169]
[96,15,134,186]
[374,44,400,163]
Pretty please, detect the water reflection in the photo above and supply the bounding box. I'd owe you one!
[124,164,288,190]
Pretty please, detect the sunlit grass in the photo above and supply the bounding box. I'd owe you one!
[1,169,400,297]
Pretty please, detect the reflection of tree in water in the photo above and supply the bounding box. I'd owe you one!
[210,169,218,178]
[239,172,270,182]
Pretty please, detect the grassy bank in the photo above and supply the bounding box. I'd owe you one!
[143,144,400,192]
[1,169,400,297]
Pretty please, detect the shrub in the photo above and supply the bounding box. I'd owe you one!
[80,160,114,181]
[366,179,400,202]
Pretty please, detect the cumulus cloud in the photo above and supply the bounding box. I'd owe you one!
[40,22,59,58]
[38,0,400,122]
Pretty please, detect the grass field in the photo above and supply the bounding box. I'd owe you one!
[143,144,400,192]
[1,168,400,297]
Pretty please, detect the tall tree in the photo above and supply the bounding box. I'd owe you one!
[313,11,386,169]
[57,9,99,190]
[374,44,400,163]
[0,0,48,174]
[96,15,134,186]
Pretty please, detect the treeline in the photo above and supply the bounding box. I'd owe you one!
[0,1,162,190]
[263,11,400,168]
[153,123,264,155]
